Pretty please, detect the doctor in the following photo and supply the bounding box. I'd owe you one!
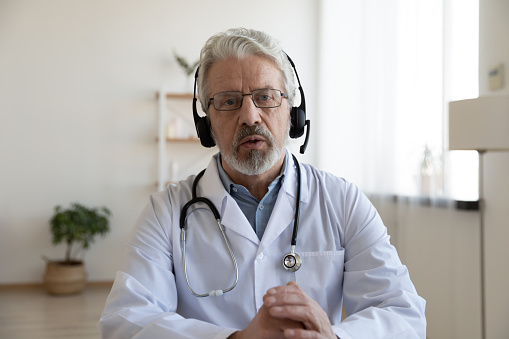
[99,28,426,339]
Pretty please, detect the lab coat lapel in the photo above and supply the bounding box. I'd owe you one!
[221,195,259,244]
[258,153,309,254]
[199,155,259,245]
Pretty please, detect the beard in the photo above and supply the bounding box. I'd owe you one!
[213,124,289,176]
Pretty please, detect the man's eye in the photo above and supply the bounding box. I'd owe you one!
[225,98,237,106]
[259,95,270,101]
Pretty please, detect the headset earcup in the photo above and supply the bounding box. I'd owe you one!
[290,106,306,139]
[192,67,215,148]
[195,116,215,148]
[192,96,215,148]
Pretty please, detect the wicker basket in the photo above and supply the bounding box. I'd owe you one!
[43,261,87,295]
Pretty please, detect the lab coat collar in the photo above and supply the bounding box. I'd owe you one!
[197,150,309,249]
[199,154,259,244]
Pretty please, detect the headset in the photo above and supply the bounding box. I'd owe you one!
[191,54,310,154]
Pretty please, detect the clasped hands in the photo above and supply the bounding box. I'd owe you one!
[229,281,336,339]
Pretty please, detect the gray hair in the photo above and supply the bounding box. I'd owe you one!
[197,28,296,114]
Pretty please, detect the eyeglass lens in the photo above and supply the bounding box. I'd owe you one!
[212,89,284,111]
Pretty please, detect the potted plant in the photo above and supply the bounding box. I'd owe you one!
[173,50,199,91]
[43,203,111,295]
[173,50,199,77]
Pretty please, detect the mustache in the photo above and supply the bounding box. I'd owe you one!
[232,125,274,149]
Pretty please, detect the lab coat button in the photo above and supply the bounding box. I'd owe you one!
[257,253,264,260]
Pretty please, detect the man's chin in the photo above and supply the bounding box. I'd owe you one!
[233,148,285,176]
[237,152,266,173]
[240,148,265,159]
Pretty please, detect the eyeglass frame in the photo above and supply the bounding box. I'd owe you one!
[208,88,288,111]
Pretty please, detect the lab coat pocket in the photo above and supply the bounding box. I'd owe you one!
[295,249,345,318]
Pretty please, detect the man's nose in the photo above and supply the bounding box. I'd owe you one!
[238,95,262,126]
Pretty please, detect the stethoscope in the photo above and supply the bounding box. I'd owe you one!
[179,154,302,297]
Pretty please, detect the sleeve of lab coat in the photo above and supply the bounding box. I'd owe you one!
[333,183,426,339]
[98,192,237,339]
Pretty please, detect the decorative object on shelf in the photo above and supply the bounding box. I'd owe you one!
[419,144,442,197]
[43,203,111,295]
[170,161,179,183]
[449,95,509,339]
[167,117,184,139]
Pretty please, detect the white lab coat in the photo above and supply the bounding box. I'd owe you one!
[99,153,426,339]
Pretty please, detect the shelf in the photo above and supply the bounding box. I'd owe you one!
[156,137,200,142]
[157,90,206,191]
[156,92,194,99]
[167,137,200,142]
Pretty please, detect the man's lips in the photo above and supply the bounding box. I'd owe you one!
[239,135,265,149]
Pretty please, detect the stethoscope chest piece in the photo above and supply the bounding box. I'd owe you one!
[283,246,302,272]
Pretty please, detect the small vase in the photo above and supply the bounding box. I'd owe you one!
[184,76,194,93]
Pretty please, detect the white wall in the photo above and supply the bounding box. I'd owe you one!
[478,1,509,338]
[0,0,318,284]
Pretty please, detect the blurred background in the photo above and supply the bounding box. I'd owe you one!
[1,0,508,338]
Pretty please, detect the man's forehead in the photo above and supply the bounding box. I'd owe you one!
[208,56,284,90]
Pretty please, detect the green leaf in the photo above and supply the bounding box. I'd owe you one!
[173,50,199,77]
[48,202,111,263]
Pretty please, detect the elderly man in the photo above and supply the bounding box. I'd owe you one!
[99,28,426,339]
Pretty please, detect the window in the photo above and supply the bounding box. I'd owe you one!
[317,0,479,200]
[446,0,480,201]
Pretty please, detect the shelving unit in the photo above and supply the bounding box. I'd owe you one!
[156,90,214,191]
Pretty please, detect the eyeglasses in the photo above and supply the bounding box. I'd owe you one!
[209,89,288,111]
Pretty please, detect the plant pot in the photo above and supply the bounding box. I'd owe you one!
[43,261,87,295]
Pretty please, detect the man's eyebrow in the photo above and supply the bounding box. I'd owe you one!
[259,85,279,89]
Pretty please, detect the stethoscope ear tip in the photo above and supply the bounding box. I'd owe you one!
[208,289,224,297]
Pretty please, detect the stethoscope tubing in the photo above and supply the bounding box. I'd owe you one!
[181,217,238,297]
[180,154,302,297]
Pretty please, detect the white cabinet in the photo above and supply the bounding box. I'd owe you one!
[156,90,216,191]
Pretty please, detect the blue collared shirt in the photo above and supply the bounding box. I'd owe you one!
[216,153,288,240]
